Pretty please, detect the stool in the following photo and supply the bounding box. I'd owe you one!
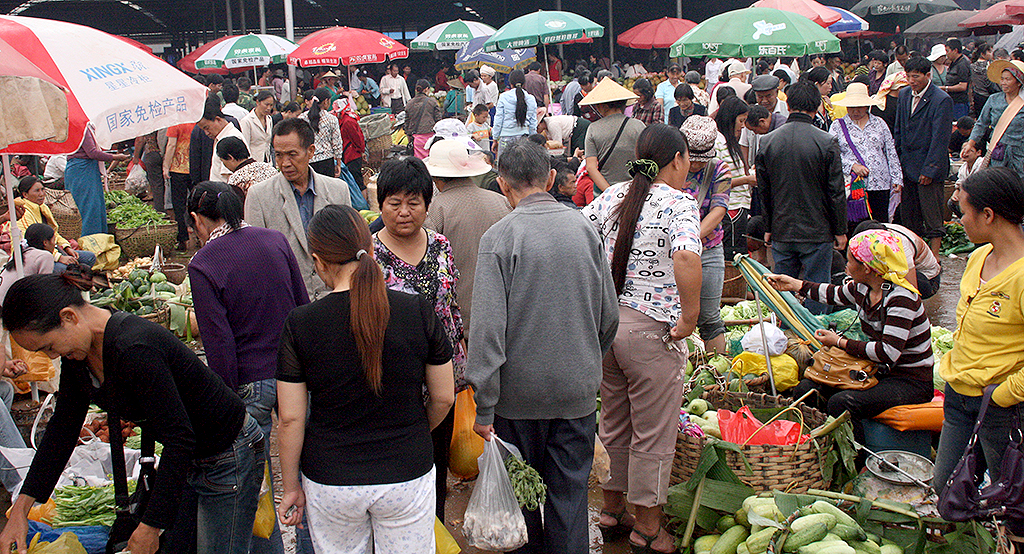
[862,419,932,458]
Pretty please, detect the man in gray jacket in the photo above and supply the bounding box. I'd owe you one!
[468,139,618,554]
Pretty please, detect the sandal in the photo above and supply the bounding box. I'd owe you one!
[629,527,678,554]
[598,508,633,542]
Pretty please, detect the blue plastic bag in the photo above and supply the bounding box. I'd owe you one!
[27,521,108,554]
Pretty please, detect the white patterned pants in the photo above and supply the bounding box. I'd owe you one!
[303,467,436,554]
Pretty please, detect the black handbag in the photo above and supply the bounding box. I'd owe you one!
[937,385,1024,523]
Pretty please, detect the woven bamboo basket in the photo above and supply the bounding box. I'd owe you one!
[672,390,831,493]
[114,223,177,260]
[44,188,82,240]
[363,134,392,170]
[140,263,187,285]
[140,304,171,329]
[722,264,748,303]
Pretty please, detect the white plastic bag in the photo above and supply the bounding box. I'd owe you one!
[741,322,788,357]
[462,437,528,551]
[124,164,148,196]
[0,439,142,498]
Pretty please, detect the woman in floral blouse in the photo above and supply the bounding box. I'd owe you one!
[370,156,466,521]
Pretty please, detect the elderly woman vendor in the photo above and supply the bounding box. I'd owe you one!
[963,59,1024,178]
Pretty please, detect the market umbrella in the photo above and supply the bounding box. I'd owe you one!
[752,0,842,27]
[995,24,1024,50]
[115,35,153,53]
[904,10,980,37]
[0,35,68,150]
[960,0,1024,30]
[850,0,962,34]
[483,10,605,51]
[194,33,297,72]
[288,26,409,67]
[734,255,825,350]
[178,35,234,75]
[410,20,497,51]
[616,17,698,49]
[827,7,871,34]
[669,7,840,58]
[454,35,535,72]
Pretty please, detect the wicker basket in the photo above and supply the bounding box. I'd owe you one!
[141,263,187,285]
[114,223,177,260]
[722,264,748,303]
[44,188,82,240]
[140,304,171,329]
[363,134,392,170]
[672,391,831,493]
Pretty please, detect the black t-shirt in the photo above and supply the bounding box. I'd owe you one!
[278,289,452,486]
[946,55,972,104]
[21,313,246,530]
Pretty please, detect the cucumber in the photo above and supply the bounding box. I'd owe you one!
[745,527,777,554]
[737,543,750,554]
[832,524,867,542]
[879,546,903,554]
[792,514,837,533]
[695,534,721,552]
[849,540,881,554]
[717,515,737,533]
[783,523,829,552]
[735,507,749,528]
[711,525,750,554]
[815,545,857,554]
[798,542,852,554]
[823,534,841,543]
[811,501,860,530]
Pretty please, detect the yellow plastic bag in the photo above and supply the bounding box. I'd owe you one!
[449,388,484,479]
[730,351,800,392]
[76,233,121,271]
[252,465,275,539]
[435,517,461,554]
[26,531,87,554]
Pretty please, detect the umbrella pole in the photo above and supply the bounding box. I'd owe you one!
[2,154,24,280]
[753,289,777,396]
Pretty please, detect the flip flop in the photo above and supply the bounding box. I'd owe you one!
[598,508,633,542]
[629,527,678,554]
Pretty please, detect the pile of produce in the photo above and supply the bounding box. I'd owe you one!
[681,397,721,439]
[125,426,164,456]
[52,482,133,528]
[505,456,546,511]
[105,191,170,227]
[78,417,135,444]
[91,269,175,317]
[110,257,153,280]
[940,222,974,256]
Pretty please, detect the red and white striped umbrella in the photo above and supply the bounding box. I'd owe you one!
[0,15,208,155]
[288,27,409,67]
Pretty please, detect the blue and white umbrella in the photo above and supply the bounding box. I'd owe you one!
[454,35,535,73]
[827,7,870,34]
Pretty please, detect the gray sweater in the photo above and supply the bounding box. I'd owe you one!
[467,192,619,425]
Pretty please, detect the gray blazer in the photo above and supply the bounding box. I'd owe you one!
[244,168,352,298]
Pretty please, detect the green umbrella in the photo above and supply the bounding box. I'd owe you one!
[194,33,297,70]
[483,10,604,52]
[669,7,840,58]
[410,20,496,51]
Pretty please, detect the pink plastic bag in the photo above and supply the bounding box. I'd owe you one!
[717,406,810,446]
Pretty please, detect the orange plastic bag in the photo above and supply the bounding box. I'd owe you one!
[449,389,485,479]
[10,337,55,393]
[718,406,810,446]
[873,399,944,432]
[7,498,56,525]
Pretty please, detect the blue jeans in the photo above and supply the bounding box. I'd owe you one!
[238,379,284,554]
[771,241,834,315]
[52,250,97,273]
[933,385,1024,496]
[187,414,264,554]
[0,380,26,492]
[698,244,726,341]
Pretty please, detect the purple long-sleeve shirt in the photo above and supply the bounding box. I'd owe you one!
[69,129,115,162]
[188,226,309,389]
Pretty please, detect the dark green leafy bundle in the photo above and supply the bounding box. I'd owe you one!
[107,202,170,227]
[941,222,975,256]
[104,190,142,208]
[505,456,546,511]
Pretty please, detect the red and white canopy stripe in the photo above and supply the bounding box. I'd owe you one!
[0,15,207,155]
[288,27,409,67]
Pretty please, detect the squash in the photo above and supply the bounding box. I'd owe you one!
[448,389,485,478]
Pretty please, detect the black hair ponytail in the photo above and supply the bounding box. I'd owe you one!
[510,69,528,126]
[187,181,244,231]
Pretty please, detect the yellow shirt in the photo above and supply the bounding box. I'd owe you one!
[830,92,848,119]
[16,199,70,260]
[939,244,1024,406]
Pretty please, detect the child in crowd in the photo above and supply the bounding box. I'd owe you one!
[466,104,492,152]
[957,140,985,185]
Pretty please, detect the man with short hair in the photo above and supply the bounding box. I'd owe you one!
[751,74,789,118]
[380,62,412,114]
[236,77,256,111]
[221,82,249,121]
[524,61,550,106]
[942,38,972,118]
[886,45,909,77]
[197,96,248,182]
[560,66,586,116]
[755,81,847,315]
[216,136,279,198]
[244,118,352,298]
[468,139,618,554]
[206,73,225,100]
[894,55,953,258]
[826,53,846,93]
[655,63,684,123]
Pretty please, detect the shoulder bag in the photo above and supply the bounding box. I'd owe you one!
[575,116,631,201]
[837,119,871,222]
[806,346,878,390]
[938,385,1024,523]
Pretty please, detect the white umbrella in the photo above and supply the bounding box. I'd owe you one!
[410,20,497,50]
[194,33,297,71]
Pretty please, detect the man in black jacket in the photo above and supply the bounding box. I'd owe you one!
[755,81,847,315]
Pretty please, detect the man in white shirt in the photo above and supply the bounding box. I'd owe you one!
[197,96,249,182]
[43,155,66,182]
[220,82,250,121]
[708,60,752,113]
[380,62,412,113]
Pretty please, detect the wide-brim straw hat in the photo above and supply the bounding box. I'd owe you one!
[322,70,339,79]
[833,83,882,108]
[988,59,1024,84]
[425,139,491,178]
[578,77,639,107]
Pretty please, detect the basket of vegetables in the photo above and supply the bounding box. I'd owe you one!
[91,269,177,326]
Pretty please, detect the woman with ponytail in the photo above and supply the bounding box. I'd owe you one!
[187,180,307,554]
[276,204,454,553]
[299,87,345,178]
[582,123,703,554]
[493,69,538,161]
[0,271,264,554]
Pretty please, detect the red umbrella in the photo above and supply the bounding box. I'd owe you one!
[178,35,235,75]
[288,27,409,67]
[617,17,698,49]
[752,0,843,27]
[960,0,1024,29]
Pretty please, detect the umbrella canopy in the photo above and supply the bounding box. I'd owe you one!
[115,35,153,53]
[0,15,207,155]
[669,7,840,58]
[410,20,496,51]
[752,0,842,27]
[960,0,1024,29]
[288,27,409,67]
[827,7,871,34]
[851,0,961,17]
[454,35,536,73]
[0,35,68,150]
[995,24,1024,50]
[484,10,604,51]
[617,17,698,49]
[735,255,825,350]
[905,10,979,36]
[178,35,234,75]
[194,33,296,71]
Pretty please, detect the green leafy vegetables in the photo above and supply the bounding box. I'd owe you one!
[107,202,170,227]
[505,456,546,511]
[125,427,164,456]
[52,482,135,528]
